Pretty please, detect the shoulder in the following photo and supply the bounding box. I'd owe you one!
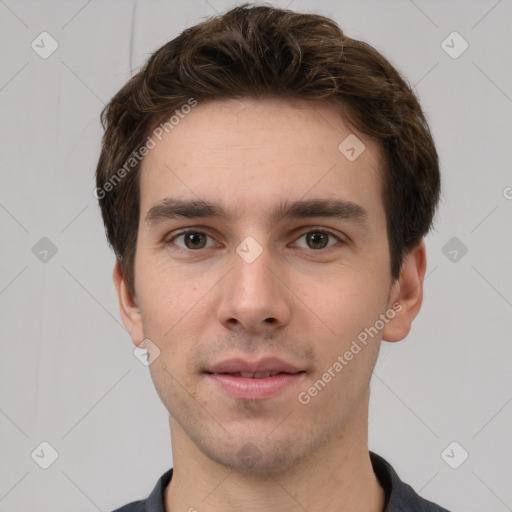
[109,467,173,512]
[370,451,451,512]
[110,501,145,512]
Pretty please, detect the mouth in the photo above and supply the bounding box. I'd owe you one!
[204,357,306,400]
[213,371,292,378]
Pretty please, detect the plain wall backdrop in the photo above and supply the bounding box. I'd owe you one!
[1,0,511,511]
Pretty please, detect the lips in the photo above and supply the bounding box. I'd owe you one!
[206,357,303,375]
[204,357,305,400]
[229,371,283,378]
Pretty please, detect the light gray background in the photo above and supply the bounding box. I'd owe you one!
[1,0,511,511]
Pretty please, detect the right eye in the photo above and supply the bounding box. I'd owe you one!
[166,230,217,251]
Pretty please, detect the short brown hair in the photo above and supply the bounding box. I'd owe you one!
[95,3,440,297]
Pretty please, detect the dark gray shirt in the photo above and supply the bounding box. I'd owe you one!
[112,451,450,511]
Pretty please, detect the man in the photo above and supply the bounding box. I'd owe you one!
[95,4,449,511]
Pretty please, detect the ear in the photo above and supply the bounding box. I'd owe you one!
[382,240,427,342]
[113,260,144,347]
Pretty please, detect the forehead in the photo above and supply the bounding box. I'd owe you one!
[138,98,385,225]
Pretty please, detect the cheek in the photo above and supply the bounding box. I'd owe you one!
[300,281,384,406]
[134,257,213,368]
[135,247,190,320]
[297,273,389,393]
[297,266,387,331]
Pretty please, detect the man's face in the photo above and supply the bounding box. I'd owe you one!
[122,98,402,473]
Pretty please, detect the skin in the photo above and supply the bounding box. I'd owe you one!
[114,98,426,512]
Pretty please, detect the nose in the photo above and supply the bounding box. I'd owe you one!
[216,243,291,334]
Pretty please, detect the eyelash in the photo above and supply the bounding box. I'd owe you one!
[164,228,347,252]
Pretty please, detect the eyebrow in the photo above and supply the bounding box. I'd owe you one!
[145,198,369,227]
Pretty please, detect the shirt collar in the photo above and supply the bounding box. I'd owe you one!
[141,451,444,512]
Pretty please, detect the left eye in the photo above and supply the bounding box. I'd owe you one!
[293,230,342,250]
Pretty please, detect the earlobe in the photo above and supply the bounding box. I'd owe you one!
[113,261,144,347]
[382,241,427,343]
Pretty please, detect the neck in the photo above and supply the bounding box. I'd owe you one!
[164,402,385,512]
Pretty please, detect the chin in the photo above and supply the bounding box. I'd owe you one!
[199,434,308,475]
